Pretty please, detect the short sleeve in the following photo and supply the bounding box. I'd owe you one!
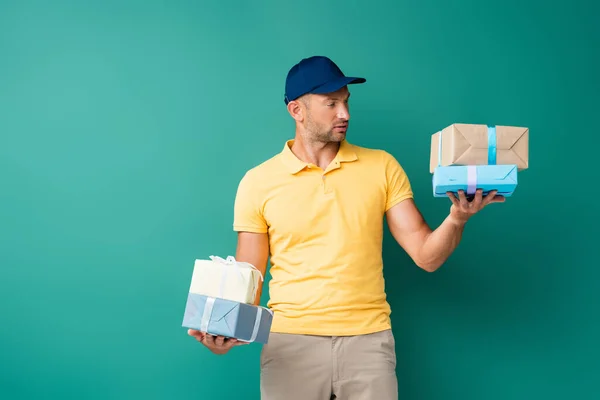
[233,171,268,233]
[384,152,414,211]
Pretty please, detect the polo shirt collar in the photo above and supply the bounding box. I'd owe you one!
[281,139,358,174]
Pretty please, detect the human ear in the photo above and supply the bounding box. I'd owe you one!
[287,100,304,122]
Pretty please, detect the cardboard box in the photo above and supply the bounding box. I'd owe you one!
[189,256,263,304]
[182,293,273,344]
[430,124,528,173]
[432,164,518,198]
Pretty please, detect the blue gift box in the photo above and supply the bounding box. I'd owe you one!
[182,293,273,344]
[432,164,518,197]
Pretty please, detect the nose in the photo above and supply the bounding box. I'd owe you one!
[337,104,350,120]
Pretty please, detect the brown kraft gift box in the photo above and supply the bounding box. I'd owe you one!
[429,123,529,173]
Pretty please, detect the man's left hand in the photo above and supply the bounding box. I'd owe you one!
[447,189,505,224]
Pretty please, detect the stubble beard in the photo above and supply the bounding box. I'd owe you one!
[305,113,346,144]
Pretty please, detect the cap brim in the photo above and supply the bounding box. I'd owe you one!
[310,76,366,95]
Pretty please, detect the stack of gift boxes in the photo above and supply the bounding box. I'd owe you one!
[181,255,273,344]
[429,123,529,198]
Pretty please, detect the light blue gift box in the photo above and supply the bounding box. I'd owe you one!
[182,293,273,344]
[432,164,518,197]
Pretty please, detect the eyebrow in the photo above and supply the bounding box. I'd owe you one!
[324,93,351,102]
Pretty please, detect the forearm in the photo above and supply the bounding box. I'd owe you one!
[235,231,269,306]
[417,214,467,272]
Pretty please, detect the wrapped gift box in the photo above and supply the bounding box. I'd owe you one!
[182,293,273,344]
[432,164,518,198]
[429,124,529,173]
[189,256,262,304]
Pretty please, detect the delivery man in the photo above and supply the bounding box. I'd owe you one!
[188,55,503,399]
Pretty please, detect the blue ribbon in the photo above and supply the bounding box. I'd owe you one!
[487,125,497,165]
[437,129,443,166]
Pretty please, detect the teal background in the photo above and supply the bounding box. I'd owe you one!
[1,0,598,399]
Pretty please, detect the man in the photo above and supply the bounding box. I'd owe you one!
[188,56,504,399]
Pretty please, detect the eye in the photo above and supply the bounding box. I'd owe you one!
[327,102,335,107]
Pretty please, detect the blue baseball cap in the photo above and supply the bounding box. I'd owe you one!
[284,56,366,104]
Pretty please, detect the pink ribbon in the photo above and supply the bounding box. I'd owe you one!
[467,166,477,195]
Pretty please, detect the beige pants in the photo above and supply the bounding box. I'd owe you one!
[260,329,398,400]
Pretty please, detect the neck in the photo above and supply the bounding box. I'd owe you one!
[290,134,340,170]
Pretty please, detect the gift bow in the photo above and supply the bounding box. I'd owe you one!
[209,255,264,301]
[209,255,264,281]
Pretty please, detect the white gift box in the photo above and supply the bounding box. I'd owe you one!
[188,255,263,304]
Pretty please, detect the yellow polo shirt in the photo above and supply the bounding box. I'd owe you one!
[233,139,413,336]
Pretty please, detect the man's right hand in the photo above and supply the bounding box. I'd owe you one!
[188,329,249,355]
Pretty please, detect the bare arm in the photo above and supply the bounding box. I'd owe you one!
[386,189,504,272]
[235,231,270,306]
